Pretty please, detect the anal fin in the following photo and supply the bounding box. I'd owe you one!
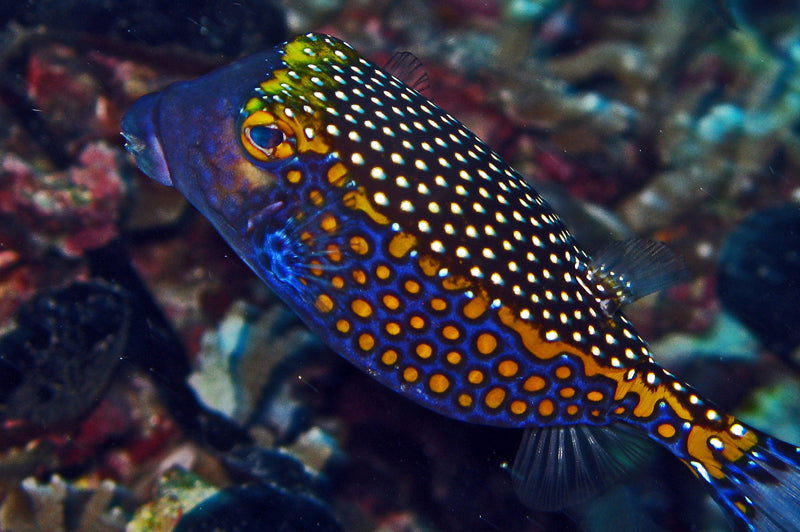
[510,422,654,511]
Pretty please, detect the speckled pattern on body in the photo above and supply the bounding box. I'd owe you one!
[122,33,800,531]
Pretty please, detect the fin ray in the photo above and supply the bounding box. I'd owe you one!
[691,426,800,532]
[591,239,687,315]
[383,51,430,93]
[510,422,654,511]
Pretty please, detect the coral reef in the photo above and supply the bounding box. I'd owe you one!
[1,1,799,531]
[0,475,134,532]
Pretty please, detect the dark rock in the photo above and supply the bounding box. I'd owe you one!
[718,204,800,360]
[0,281,130,428]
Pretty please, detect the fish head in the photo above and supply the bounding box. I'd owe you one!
[123,33,412,295]
[121,41,325,250]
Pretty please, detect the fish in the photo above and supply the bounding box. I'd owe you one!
[122,33,800,531]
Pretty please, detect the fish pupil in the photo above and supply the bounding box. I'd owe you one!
[247,125,284,152]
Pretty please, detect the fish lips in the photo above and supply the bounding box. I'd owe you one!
[122,92,174,187]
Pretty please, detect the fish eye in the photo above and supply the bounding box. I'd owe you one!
[240,110,296,163]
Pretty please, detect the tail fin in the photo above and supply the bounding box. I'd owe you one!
[684,423,800,531]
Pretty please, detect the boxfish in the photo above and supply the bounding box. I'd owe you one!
[122,33,800,531]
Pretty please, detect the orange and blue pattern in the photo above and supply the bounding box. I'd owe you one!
[123,33,800,531]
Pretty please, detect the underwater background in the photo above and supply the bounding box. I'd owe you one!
[2,0,800,530]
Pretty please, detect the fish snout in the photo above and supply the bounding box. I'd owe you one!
[121,92,173,186]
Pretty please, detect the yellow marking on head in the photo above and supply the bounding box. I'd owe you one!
[279,35,360,83]
[446,351,462,365]
[484,388,506,409]
[467,370,484,385]
[381,349,398,366]
[497,359,519,377]
[415,343,433,359]
[388,232,417,258]
[403,366,419,382]
[734,502,748,514]
[296,132,329,155]
[409,315,426,330]
[382,293,401,310]
[404,280,421,294]
[375,264,392,280]
[287,169,302,183]
[429,374,450,394]
[315,294,334,313]
[352,269,367,285]
[554,366,572,380]
[331,276,345,289]
[419,255,440,277]
[244,97,264,114]
[358,333,375,351]
[349,235,370,255]
[510,400,527,415]
[283,33,358,66]
[586,390,604,402]
[430,298,447,312]
[462,295,488,320]
[476,333,498,355]
[442,325,460,341]
[351,298,373,318]
[385,322,401,336]
[458,393,473,408]
[559,387,576,399]
[538,398,555,417]
[335,319,350,333]
[343,187,390,225]
[327,161,348,186]
[657,423,676,439]
[327,244,342,262]
[320,214,338,232]
[566,404,579,415]
[523,375,546,392]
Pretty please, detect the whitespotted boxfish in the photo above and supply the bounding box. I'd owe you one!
[122,33,800,530]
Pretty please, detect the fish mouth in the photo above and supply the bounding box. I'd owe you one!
[121,92,173,186]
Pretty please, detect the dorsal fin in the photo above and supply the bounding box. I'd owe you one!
[510,422,654,511]
[383,51,430,93]
[590,239,687,317]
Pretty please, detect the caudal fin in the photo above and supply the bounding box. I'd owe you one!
[685,423,800,531]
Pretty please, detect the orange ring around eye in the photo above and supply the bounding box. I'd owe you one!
[241,110,296,162]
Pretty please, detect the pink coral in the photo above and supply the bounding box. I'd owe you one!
[0,142,126,257]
